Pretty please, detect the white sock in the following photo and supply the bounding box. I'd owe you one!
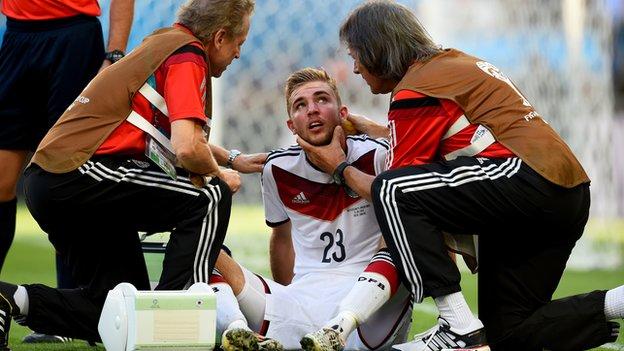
[326,272,392,341]
[226,319,252,332]
[235,278,267,332]
[434,292,478,332]
[13,285,28,316]
[339,272,392,323]
[211,282,248,335]
[605,285,624,320]
[323,311,358,344]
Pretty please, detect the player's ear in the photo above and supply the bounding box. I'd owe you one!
[286,118,296,135]
[339,105,349,120]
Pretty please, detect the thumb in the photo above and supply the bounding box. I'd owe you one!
[333,125,346,150]
[297,136,312,150]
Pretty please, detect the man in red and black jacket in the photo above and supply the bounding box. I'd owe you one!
[301,1,623,351]
[0,0,265,348]
[0,0,134,343]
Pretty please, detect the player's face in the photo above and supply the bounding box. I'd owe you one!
[207,14,250,77]
[287,81,347,146]
[349,49,396,94]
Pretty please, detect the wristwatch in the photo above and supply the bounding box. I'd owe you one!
[227,149,242,168]
[332,161,351,186]
[104,50,125,63]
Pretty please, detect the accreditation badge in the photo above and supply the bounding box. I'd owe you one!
[145,136,177,180]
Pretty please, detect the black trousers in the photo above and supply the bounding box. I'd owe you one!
[371,157,613,350]
[22,157,232,341]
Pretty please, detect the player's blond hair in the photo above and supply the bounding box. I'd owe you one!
[285,68,342,117]
[340,0,440,81]
[177,0,255,43]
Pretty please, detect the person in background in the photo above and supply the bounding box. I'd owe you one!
[0,0,134,343]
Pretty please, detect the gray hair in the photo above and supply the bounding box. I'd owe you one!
[177,0,255,43]
[339,0,441,81]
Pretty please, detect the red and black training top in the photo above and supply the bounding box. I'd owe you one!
[96,25,209,159]
[386,89,514,170]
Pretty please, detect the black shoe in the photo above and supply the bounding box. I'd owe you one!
[0,293,13,351]
[22,332,72,343]
[607,321,620,343]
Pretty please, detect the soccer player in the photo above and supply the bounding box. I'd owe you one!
[210,67,412,351]
[302,1,624,350]
[0,0,264,348]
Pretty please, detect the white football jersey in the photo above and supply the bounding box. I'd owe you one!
[262,135,390,279]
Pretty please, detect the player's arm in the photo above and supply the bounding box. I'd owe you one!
[209,143,267,174]
[171,120,241,191]
[347,113,389,139]
[270,221,295,285]
[343,95,446,196]
[100,0,134,71]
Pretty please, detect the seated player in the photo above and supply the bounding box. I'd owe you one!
[211,67,413,351]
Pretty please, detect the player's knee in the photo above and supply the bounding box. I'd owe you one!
[0,178,18,201]
[371,173,409,207]
[196,179,232,209]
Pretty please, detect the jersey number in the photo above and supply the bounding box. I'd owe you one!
[320,229,346,263]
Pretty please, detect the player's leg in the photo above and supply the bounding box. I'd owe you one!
[0,163,151,342]
[0,19,48,275]
[301,247,401,351]
[479,182,621,350]
[73,156,233,290]
[42,11,105,294]
[370,158,532,350]
[213,251,283,351]
[0,150,27,274]
[0,220,149,343]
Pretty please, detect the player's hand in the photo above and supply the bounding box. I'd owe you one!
[232,152,267,174]
[189,173,208,188]
[347,113,389,139]
[218,168,241,193]
[297,125,347,174]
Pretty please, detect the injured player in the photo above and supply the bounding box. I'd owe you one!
[211,67,412,351]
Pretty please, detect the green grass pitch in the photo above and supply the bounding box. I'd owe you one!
[1,204,622,350]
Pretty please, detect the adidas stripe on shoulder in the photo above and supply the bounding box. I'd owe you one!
[347,134,390,150]
[265,145,302,164]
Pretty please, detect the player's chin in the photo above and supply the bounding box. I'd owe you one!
[307,135,333,147]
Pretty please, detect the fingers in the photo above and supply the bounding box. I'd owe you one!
[333,125,345,142]
[232,153,268,174]
[225,174,241,193]
[296,136,312,151]
[342,119,357,135]
[189,173,205,188]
